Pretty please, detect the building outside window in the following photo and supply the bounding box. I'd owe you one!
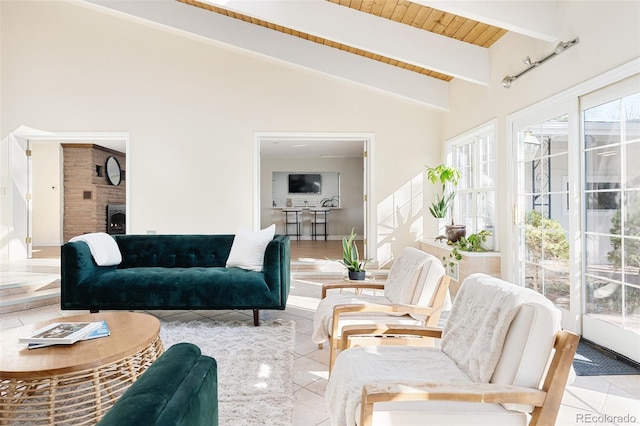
[516,114,571,308]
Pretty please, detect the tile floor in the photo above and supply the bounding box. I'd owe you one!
[1,246,639,425]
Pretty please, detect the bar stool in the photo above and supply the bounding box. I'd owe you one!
[310,208,330,241]
[282,208,303,240]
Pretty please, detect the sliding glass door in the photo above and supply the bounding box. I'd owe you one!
[513,113,573,316]
[580,76,640,359]
[510,71,639,361]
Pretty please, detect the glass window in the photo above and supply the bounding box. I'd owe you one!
[447,122,496,238]
[583,91,640,333]
[516,114,571,308]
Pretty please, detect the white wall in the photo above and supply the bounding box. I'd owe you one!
[443,1,640,277]
[31,142,62,246]
[445,2,640,139]
[261,157,363,238]
[0,1,443,261]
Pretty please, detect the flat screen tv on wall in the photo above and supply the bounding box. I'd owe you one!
[289,173,322,194]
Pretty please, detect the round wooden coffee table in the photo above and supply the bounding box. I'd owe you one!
[0,312,163,425]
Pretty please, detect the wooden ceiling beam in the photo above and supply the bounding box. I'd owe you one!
[414,0,563,42]
[198,0,490,85]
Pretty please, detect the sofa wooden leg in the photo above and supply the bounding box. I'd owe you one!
[253,310,259,326]
[90,309,99,313]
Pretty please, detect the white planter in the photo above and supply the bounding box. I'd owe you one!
[481,235,494,251]
[437,219,448,237]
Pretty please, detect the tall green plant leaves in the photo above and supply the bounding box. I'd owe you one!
[337,228,371,272]
[426,165,461,220]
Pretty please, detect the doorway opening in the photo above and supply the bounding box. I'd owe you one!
[254,132,375,263]
[4,127,129,261]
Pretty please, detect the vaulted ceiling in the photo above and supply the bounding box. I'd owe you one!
[85,0,565,110]
[179,0,509,82]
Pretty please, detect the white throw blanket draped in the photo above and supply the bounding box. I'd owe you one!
[440,273,523,383]
[69,232,122,266]
[326,346,473,426]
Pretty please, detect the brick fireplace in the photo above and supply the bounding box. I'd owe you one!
[62,144,125,241]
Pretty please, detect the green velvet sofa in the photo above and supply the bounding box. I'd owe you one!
[61,234,290,325]
[97,342,218,426]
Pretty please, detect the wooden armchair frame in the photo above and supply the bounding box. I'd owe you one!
[338,324,579,426]
[321,276,451,372]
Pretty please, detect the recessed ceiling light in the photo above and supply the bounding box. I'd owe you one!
[292,144,306,148]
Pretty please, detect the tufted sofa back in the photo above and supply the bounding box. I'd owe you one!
[115,234,236,268]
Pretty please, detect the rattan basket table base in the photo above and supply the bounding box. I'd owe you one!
[1,313,164,425]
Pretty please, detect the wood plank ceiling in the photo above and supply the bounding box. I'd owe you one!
[178,0,508,82]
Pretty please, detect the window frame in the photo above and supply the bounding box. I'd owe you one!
[504,61,639,355]
[580,77,640,350]
[445,120,497,242]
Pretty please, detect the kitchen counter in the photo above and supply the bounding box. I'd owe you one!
[271,206,342,209]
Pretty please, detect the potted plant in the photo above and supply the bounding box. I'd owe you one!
[320,196,339,207]
[336,228,372,280]
[426,164,465,242]
[447,229,492,261]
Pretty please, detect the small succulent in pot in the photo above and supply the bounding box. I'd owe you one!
[335,228,371,280]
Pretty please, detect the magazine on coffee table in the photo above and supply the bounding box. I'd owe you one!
[19,321,103,345]
[27,320,111,349]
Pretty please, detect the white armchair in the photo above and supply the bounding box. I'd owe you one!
[312,247,450,372]
[326,273,579,426]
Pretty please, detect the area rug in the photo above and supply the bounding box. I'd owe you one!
[160,319,295,425]
[573,340,640,376]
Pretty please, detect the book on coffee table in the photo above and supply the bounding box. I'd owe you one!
[19,321,103,346]
[26,320,111,349]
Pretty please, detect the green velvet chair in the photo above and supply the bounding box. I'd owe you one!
[97,343,218,426]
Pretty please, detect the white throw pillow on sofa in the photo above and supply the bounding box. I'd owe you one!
[226,225,276,272]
